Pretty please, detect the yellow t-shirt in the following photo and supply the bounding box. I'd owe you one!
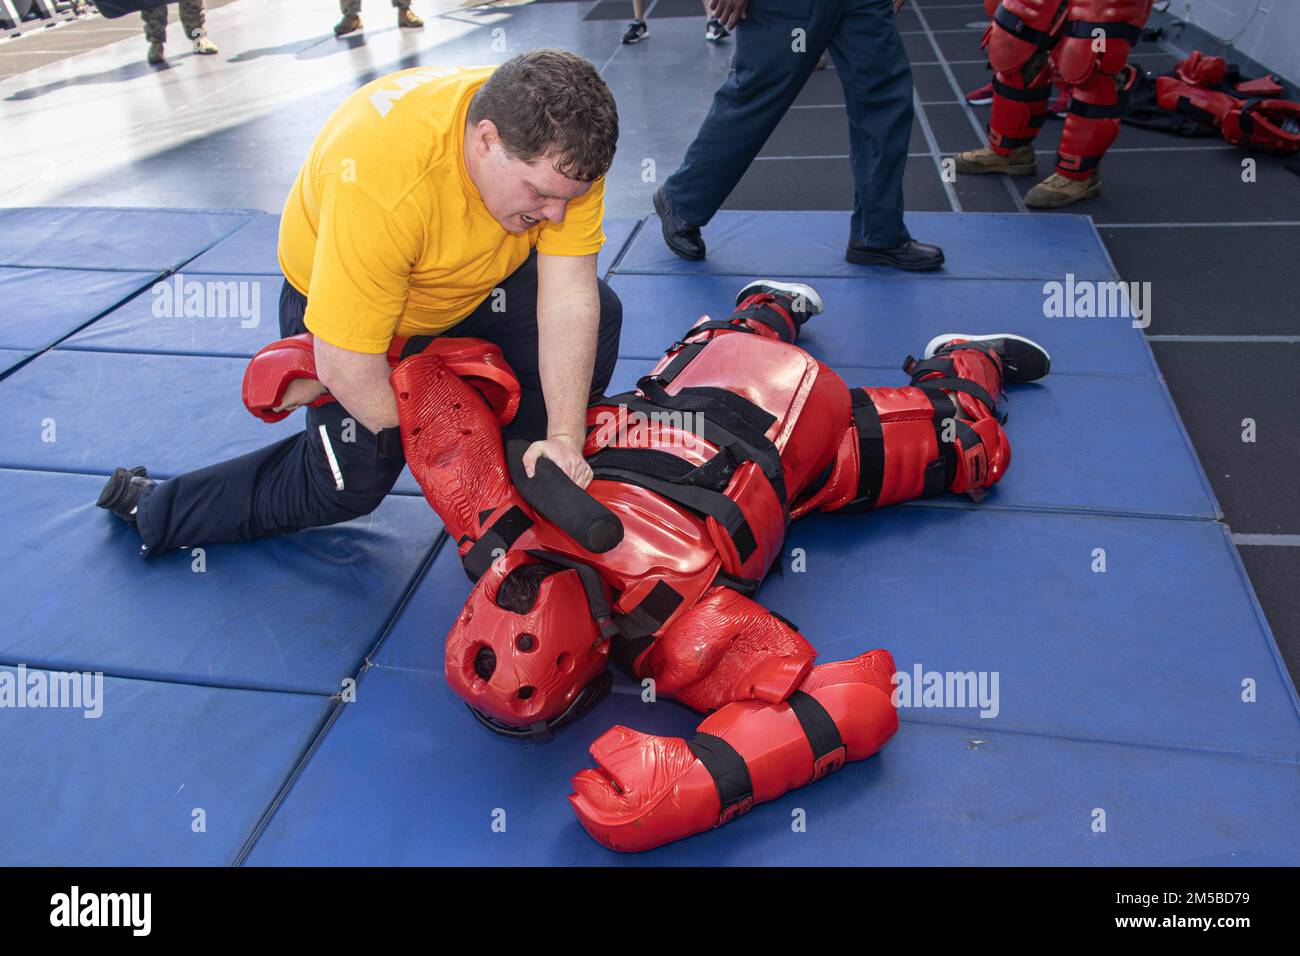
[278,65,606,353]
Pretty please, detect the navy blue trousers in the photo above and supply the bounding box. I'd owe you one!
[664,0,914,248]
[136,254,622,553]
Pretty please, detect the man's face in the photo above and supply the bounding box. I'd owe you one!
[466,120,593,234]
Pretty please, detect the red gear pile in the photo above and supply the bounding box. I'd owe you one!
[1154,51,1300,154]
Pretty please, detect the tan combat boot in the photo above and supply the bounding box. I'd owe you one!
[952,144,1037,176]
[190,28,219,55]
[398,7,424,28]
[334,13,363,35]
[1025,171,1101,208]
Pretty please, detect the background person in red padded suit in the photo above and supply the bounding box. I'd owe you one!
[951,0,1154,208]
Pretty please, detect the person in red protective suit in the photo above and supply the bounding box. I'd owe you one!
[951,0,1153,208]
[239,279,1051,851]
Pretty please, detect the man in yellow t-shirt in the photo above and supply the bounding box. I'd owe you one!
[101,50,624,557]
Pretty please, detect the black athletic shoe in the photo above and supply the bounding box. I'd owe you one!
[735,279,824,326]
[924,333,1052,383]
[705,17,729,42]
[653,187,705,261]
[622,19,647,43]
[846,238,945,271]
[96,466,155,525]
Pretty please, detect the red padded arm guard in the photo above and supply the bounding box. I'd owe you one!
[569,650,899,852]
[643,586,816,712]
[242,334,337,423]
[391,345,521,545]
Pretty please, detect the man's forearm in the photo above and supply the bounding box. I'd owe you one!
[314,339,401,435]
[537,283,599,446]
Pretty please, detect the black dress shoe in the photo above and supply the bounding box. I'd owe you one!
[653,187,705,261]
[845,238,945,271]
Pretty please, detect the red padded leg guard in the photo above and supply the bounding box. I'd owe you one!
[1056,66,1130,178]
[569,650,898,852]
[798,341,1012,514]
[988,62,1054,153]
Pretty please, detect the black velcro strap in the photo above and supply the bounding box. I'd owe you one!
[920,389,959,498]
[591,466,758,564]
[610,580,685,675]
[901,355,954,379]
[1067,89,1131,120]
[1057,151,1103,171]
[687,733,754,824]
[605,381,787,507]
[787,691,846,768]
[731,303,795,342]
[917,377,1000,418]
[1066,19,1142,45]
[523,549,619,640]
[993,76,1053,102]
[1173,95,1219,128]
[993,4,1060,49]
[678,320,757,339]
[462,506,533,581]
[841,389,884,512]
[991,132,1039,148]
[655,341,708,385]
[1028,114,1048,128]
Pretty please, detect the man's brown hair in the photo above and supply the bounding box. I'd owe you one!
[466,49,618,182]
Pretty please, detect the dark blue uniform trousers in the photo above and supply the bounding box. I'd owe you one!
[663,0,914,248]
[135,254,623,553]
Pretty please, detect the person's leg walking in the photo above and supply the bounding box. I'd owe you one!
[830,0,942,269]
[662,0,839,229]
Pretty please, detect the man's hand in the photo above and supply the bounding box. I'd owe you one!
[894,0,906,13]
[708,0,748,31]
[522,434,593,489]
[272,377,328,413]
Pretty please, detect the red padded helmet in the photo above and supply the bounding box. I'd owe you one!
[444,550,616,739]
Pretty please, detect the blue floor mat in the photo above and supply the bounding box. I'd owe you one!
[8,205,1291,866]
[615,211,1119,280]
[0,470,441,694]
[0,267,160,352]
[183,212,642,281]
[62,273,286,358]
[0,207,256,272]
[0,665,332,866]
[609,273,1158,380]
[0,349,31,375]
[375,506,1300,759]
[0,348,424,494]
[244,665,1300,866]
[603,357,1218,520]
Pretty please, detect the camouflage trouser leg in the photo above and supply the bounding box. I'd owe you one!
[140,4,168,45]
[338,0,360,14]
[391,0,412,9]
[178,0,206,39]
